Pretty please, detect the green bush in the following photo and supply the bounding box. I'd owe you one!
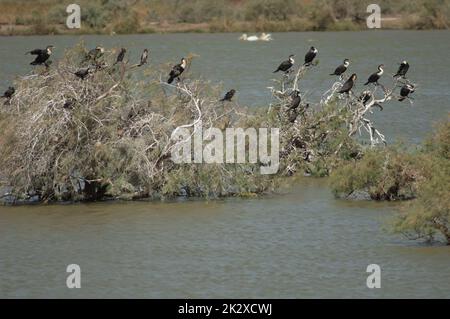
[391,120,450,244]
[244,0,296,21]
[330,117,450,244]
[330,146,421,200]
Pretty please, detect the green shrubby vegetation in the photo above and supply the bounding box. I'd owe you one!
[0,0,448,35]
[330,146,419,200]
[0,43,447,245]
[331,119,450,244]
[0,43,358,204]
[0,44,275,202]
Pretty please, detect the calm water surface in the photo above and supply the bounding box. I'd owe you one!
[0,31,449,298]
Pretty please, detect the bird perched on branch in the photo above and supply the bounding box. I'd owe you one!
[220,89,236,102]
[74,67,93,80]
[168,58,187,84]
[84,46,104,63]
[26,45,54,66]
[394,61,409,78]
[364,65,384,85]
[399,84,415,101]
[338,73,357,94]
[113,48,127,65]
[1,86,15,99]
[358,90,372,106]
[304,46,318,66]
[1,86,15,105]
[138,49,149,67]
[287,90,301,110]
[273,55,295,73]
[288,109,299,123]
[330,59,350,77]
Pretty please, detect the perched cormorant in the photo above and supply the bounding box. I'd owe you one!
[74,67,93,80]
[330,59,350,76]
[364,65,384,85]
[138,49,149,67]
[220,89,236,102]
[399,84,415,101]
[273,55,295,73]
[358,90,372,106]
[84,46,104,62]
[304,46,318,66]
[1,86,15,99]
[113,48,126,65]
[288,109,298,123]
[63,98,75,109]
[168,58,187,84]
[26,45,54,66]
[394,61,409,78]
[338,73,357,94]
[287,90,301,110]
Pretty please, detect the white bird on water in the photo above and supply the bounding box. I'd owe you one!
[239,33,273,42]
[239,33,259,41]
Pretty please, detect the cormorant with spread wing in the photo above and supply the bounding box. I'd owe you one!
[26,45,54,66]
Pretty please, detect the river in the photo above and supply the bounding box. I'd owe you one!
[0,31,449,298]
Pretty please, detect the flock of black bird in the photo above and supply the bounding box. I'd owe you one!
[271,46,414,114]
[1,44,415,108]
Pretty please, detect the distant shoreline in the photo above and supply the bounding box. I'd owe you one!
[0,17,447,36]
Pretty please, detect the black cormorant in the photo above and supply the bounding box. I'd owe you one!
[74,67,93,80]
[138,49,149,67]
[338,73,357,94]
[220,89,236,102]
[358,90,372,106]
[168,58,187,84]
[26,45,54,66]
[304,46,318,66]
[113,48,127,65]
[364,65,384,85]
[288,109,298,123]
[394,61,409,78]
[287,90,301,110]
[273,55,295,73]
[1,86,15,99]
[399,84,415,101]
[330,59,350,76]
[84,46,104,62]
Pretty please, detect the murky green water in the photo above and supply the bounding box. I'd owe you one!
[0,31,449,298]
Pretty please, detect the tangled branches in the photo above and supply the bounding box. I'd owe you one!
[266,62,416,176]
[0,44,275,202]
[0,43,416,203]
